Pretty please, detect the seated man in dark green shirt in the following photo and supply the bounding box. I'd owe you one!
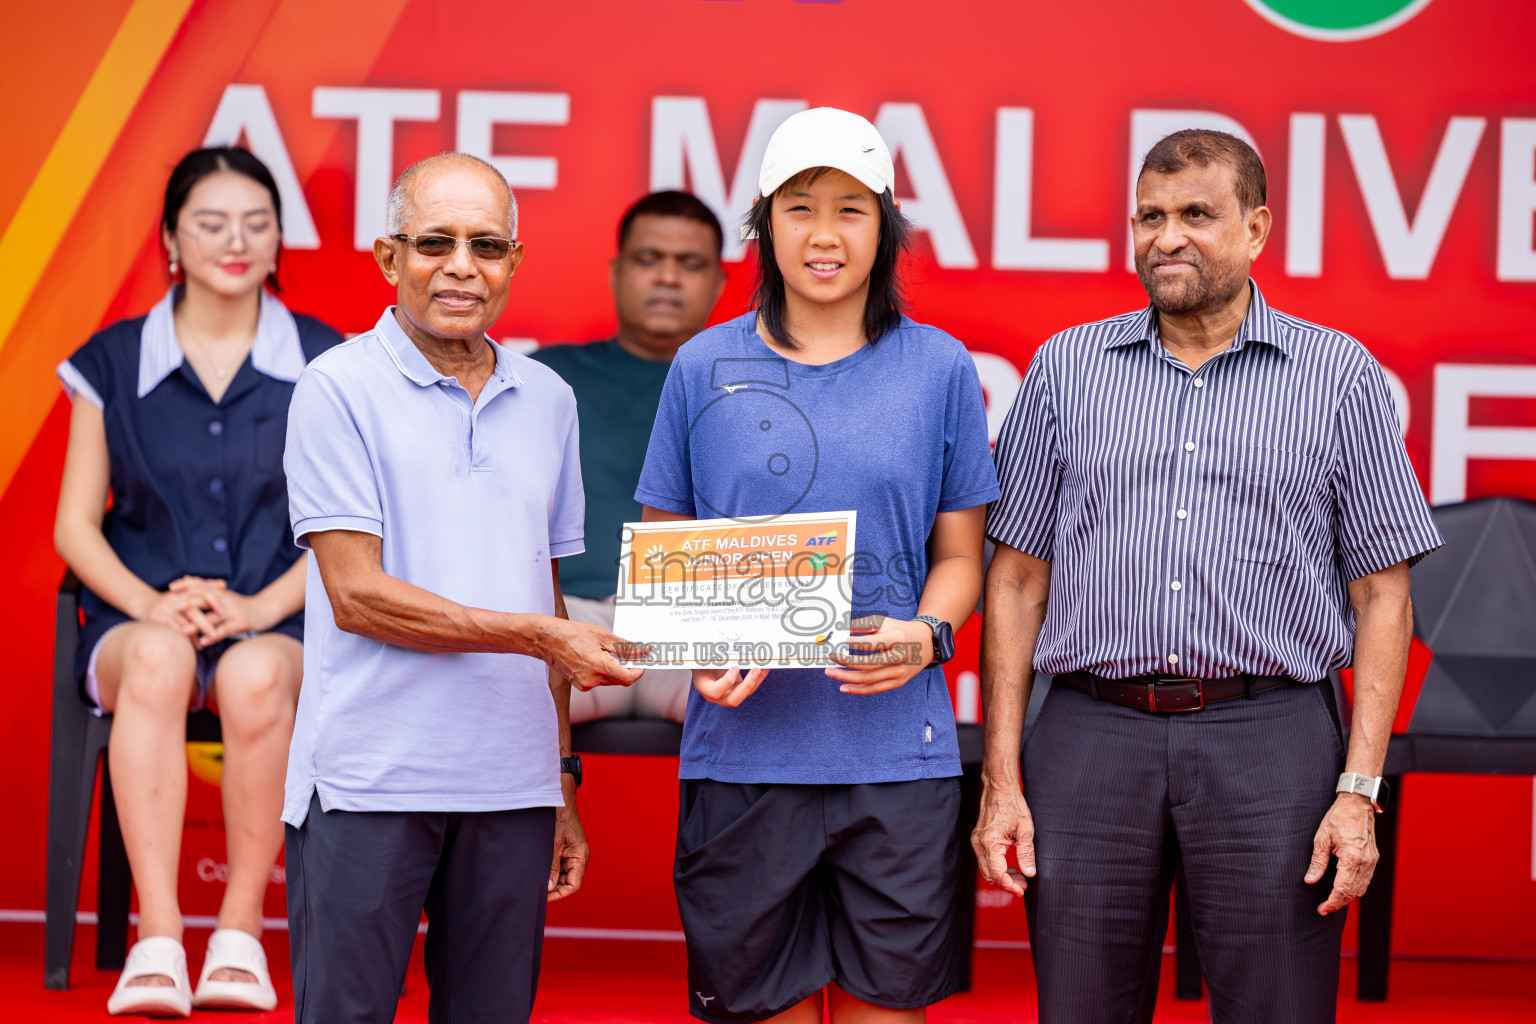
[531,191,726,722]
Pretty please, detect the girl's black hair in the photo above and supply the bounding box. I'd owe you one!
[745,167,911,350]
[162,146,284,292]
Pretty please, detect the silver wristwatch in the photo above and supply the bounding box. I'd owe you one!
[1336,772,1390,814]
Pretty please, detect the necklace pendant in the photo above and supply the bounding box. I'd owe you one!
[216,368,228,379]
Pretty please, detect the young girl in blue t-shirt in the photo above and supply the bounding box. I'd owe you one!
[636,107,999,1024]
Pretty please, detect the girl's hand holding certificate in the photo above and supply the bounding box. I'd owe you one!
[824,614,935,695]
[691,665,773,708]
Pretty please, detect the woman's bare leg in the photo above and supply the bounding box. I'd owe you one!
[95,623,198,985]
[207,634,302,981]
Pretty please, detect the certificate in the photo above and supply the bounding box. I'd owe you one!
[610,511,857,669]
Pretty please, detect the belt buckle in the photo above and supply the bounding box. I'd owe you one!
[1151,676,1204,712]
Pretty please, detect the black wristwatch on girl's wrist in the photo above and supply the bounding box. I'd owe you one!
[913,615,955,667]
[560,755,582,788]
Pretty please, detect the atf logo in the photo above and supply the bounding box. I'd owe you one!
[1243,0,1434,41]
[807,531,839,547]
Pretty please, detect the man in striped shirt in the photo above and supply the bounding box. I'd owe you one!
[974,130,1442,1023]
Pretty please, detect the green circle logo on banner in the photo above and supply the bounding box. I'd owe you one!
[1243,0,1435,40]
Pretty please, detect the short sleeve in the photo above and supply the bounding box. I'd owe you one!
[1333,362,1443,578]
[937,349,1002,512]
[634,357,696,516]
[548,397,586,559]
[986,347,1061,560]
[284,368,384,548]
[57,333,114,410]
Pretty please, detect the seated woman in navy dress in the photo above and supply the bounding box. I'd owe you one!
[53,147,341,1018]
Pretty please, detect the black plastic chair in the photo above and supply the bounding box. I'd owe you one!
[570,716,996,992]
[44,572,221,990]
[1352,496,1536,1000]
[1174,497,1536,1002]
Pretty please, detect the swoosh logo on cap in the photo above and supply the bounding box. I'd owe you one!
[860,146,876,152]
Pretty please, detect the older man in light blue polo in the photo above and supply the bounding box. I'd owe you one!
[281,152,644,1024]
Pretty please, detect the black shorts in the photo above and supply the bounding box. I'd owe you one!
[674,777,962,1023]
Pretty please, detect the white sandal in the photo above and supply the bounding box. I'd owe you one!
[192,927,278,1011]
[107,935,192,1018]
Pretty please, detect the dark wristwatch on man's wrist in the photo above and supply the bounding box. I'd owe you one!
[560,755,582,789]
[913,615,955,667]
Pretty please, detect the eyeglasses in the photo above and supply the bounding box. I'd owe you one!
[391,233,517,261]
[179,218,277,251]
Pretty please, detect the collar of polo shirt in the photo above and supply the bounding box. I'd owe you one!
[374,306,525,390]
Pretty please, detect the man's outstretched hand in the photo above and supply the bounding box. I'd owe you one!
[972,785,1037,898]
[1307,793,1378,915]
[538,619,648,692]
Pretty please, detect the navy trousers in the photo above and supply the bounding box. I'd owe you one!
[285,793,556,1024]
[1023,682,1348,1024]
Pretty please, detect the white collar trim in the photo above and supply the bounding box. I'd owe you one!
[138,287,307,397]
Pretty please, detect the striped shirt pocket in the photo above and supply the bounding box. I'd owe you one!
[1234,444,1327,568]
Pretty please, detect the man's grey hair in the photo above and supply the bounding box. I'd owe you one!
[385,152,519,239]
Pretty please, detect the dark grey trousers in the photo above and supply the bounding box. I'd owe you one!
[1023,682,1347,1024]
[285,793,556,1024]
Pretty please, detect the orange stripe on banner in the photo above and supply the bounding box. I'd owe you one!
[0,0,136,228]
[0,0,413,502]
[0,0,195,357]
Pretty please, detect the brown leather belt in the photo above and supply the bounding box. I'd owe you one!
[1058,670,1297,713]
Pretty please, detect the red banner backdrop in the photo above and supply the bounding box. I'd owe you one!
[2,0,1533,957]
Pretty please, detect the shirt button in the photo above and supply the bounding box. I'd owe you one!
[1176,508,1189,520]
[1193,377,1205,389]
[1167,654,1180,666]
[212,537,228,554]
[1183,441,1196,453]
[208,420,223,437]
[208,478,224,495]
[1170,580,1182,591]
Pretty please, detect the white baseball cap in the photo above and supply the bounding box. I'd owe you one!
[757,107,895,197]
